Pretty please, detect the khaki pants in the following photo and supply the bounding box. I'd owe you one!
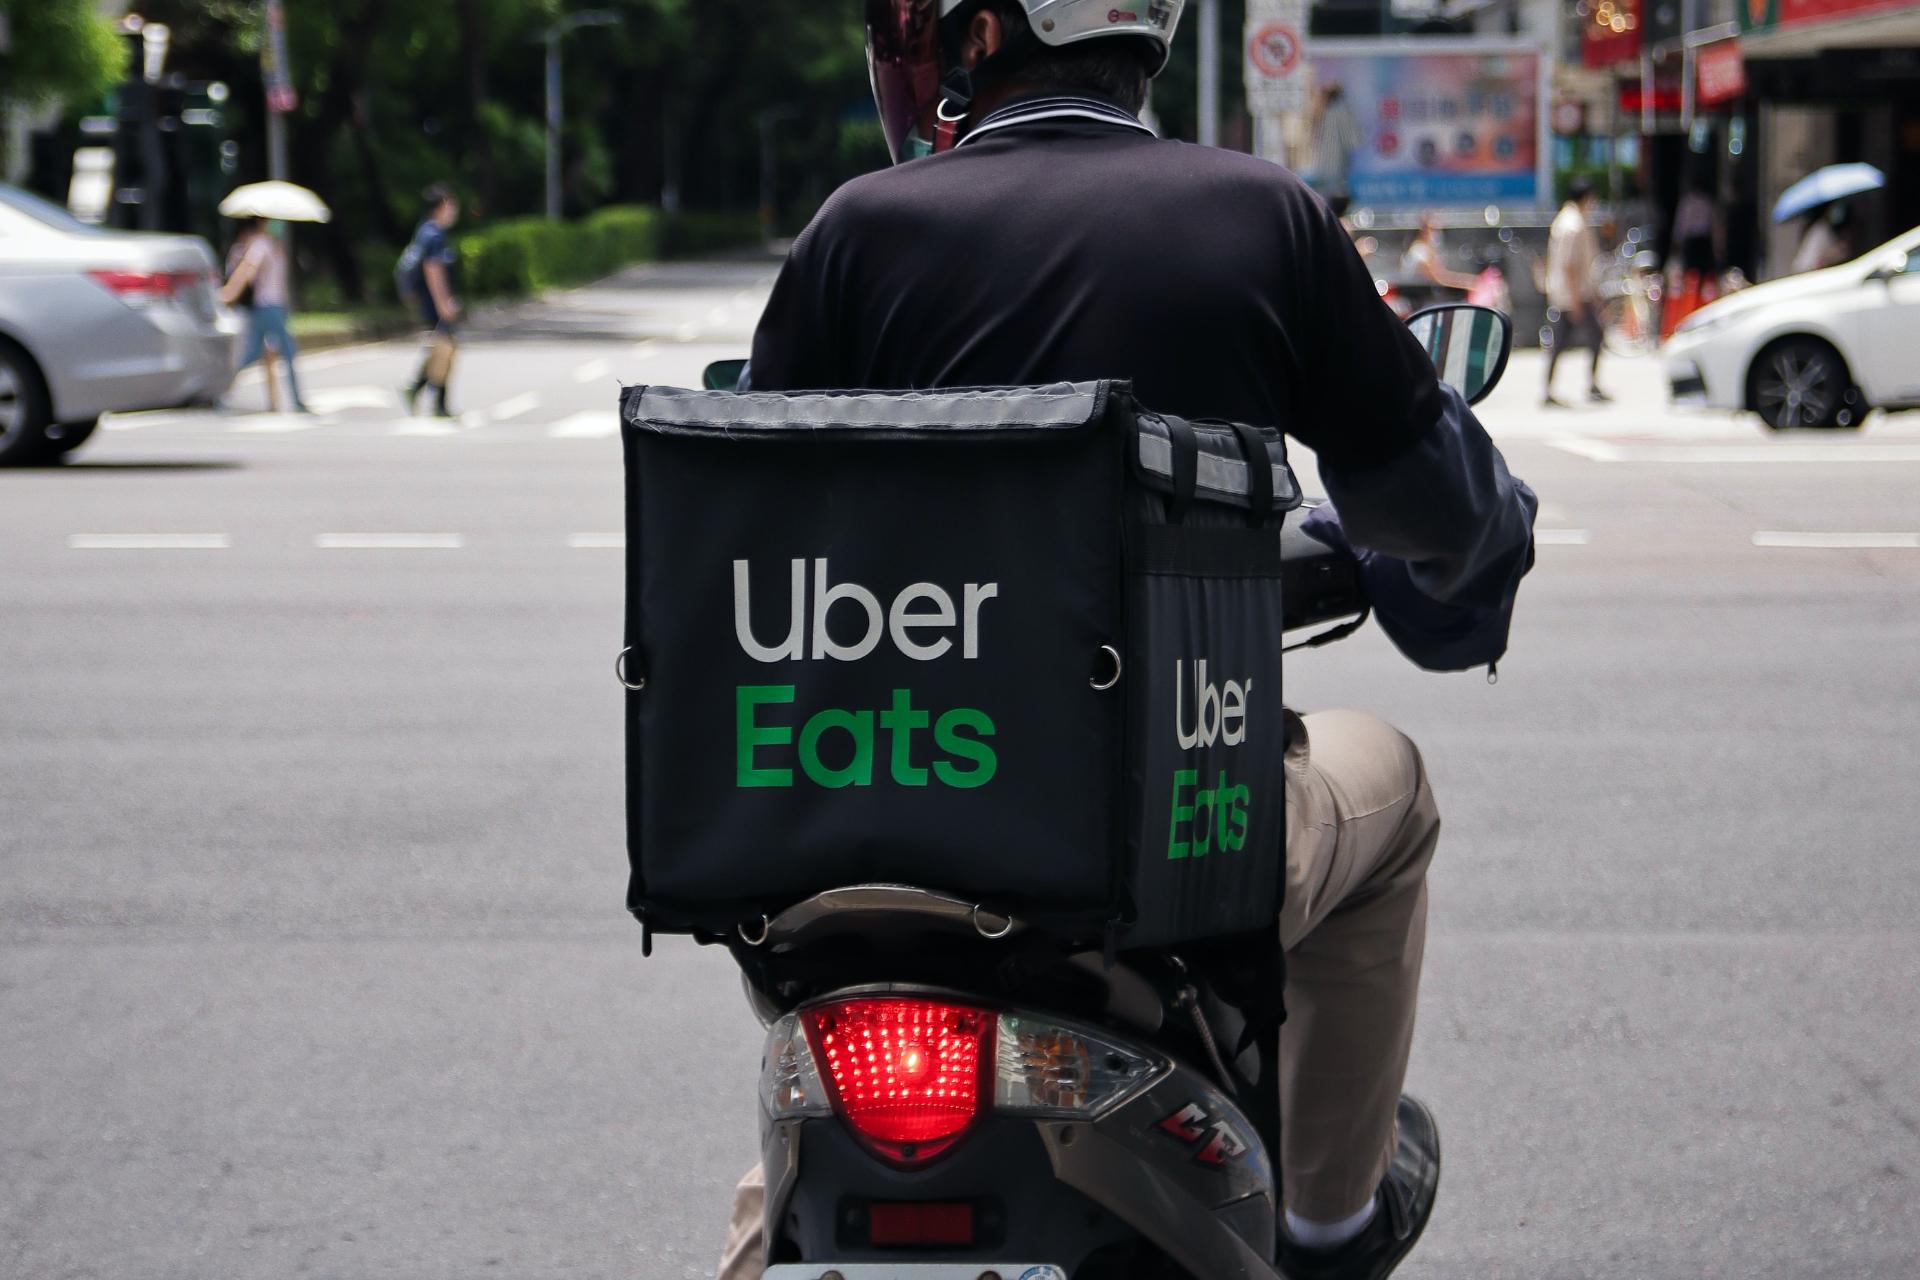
[715,708,1440,1277]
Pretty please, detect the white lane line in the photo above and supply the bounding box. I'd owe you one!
[491,392,542,421]
[1535,529,1591,545]
[68,533,231,550]
[1753,531,1920,549]
[573,358,612,383]
[315,533,464,550]
[100,411,184,432]
[633,340,661,360]
[546,412,618,439]
[707,305,732,325]
[731,290,756,307]
[674,322,700,342]
[229,413,327,434]
[1550,437,1920,464]
[567,533,626,549]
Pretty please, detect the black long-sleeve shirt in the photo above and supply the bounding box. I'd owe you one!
[750,93,1535,670]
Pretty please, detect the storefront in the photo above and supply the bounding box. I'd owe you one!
[1735,0,1920,275]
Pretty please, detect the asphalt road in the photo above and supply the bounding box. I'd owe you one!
[3,257,1918,1279]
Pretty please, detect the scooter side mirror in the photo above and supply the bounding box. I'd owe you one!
[702,358,750,392]
[1405,304,1512,405]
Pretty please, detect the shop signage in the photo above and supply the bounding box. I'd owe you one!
[1696,38,1748,106]
[1741,0,1915,33]
[1583,0,1644,67]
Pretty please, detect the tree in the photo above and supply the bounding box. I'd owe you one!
[0,0,127,172]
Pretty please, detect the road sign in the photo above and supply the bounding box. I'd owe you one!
[1244,0,1309,114]
[263,0,298,114]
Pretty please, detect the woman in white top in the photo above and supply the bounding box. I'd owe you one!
[220,218,308,413]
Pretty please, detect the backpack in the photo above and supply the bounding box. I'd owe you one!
[394,239,423,304]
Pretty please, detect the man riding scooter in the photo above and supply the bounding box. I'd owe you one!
[718,3,1537,1276]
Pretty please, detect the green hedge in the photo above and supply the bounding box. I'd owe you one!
[457,206,762,299]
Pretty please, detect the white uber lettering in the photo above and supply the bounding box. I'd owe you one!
[733,558,806,663]
[811,559,884,662]
[888,583,957,661]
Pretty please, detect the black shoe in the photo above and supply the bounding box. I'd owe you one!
[1588,386,1614,403]
[1541,394,1569,409]
[400,383,422,414]
[431,388,454,420]
[1274,1095,1441,1280]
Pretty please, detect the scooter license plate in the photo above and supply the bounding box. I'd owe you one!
[764,1266,1067,1280]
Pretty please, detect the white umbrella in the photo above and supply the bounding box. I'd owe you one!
[218,181,332,224]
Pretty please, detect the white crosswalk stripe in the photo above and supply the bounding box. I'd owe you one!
[545,412,619,439]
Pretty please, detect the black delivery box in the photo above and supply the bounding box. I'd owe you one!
[620,381,1300,948]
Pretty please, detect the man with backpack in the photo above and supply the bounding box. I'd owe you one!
[397,183,462,419]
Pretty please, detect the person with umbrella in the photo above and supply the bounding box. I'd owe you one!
[216,182,333,414]
[1775,162,1884,276]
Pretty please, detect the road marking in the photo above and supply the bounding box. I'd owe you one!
[573,358,611,383]
[315,533,464,550]
[675,322,700,341]
[1752,531,1920,549]
[389,415,467,436]
[100,411,185,431]
[1536,529,1591,545]
[546,412,618,439]
[303,385,396,413]
[490,392,542,421]
[1550,437,1920,464]
[229,413,326,434]
[633,340,660,360]
[67,533,231,550]
[567,533,626,549]
[707,305,731,325]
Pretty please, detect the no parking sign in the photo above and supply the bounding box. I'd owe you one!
[1245,0,1309,113]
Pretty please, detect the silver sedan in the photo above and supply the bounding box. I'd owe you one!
[0,184,242,464]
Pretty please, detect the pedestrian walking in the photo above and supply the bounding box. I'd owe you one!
[1307,82,1363,217]
[1543,179,1608,407]
[397,184,462,419]
[220,218,308,414]
[1402,211,1478,294]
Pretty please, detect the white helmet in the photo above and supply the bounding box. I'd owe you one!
[867,0,1185,162]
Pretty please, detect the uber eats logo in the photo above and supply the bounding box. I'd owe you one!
[1168,660,1256,861]
[732,559,999,790]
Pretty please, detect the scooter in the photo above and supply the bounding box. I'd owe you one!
[701,303,1513,1280]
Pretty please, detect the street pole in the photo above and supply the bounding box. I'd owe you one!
[540,11,619,222]
[1197,0,1219,148]
[545,35,562,219]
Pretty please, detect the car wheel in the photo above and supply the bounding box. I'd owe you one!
[37,417,101,461]
[1749,337,1862,431]
[0,338,52,465]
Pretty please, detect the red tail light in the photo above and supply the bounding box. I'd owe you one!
[802,997,991,1164]
[87,269,202,305]
[867,1201,976,1246]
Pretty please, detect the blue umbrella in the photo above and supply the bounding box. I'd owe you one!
[1772,163,1885,223]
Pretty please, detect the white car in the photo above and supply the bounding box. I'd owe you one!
[1665,225,1920,430]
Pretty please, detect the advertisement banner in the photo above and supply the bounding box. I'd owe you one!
[1309,43,1545,209]
[1245,0,1310,114]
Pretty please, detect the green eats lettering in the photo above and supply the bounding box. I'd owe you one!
[1167,660,1256,860]
[731,560,999,791]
